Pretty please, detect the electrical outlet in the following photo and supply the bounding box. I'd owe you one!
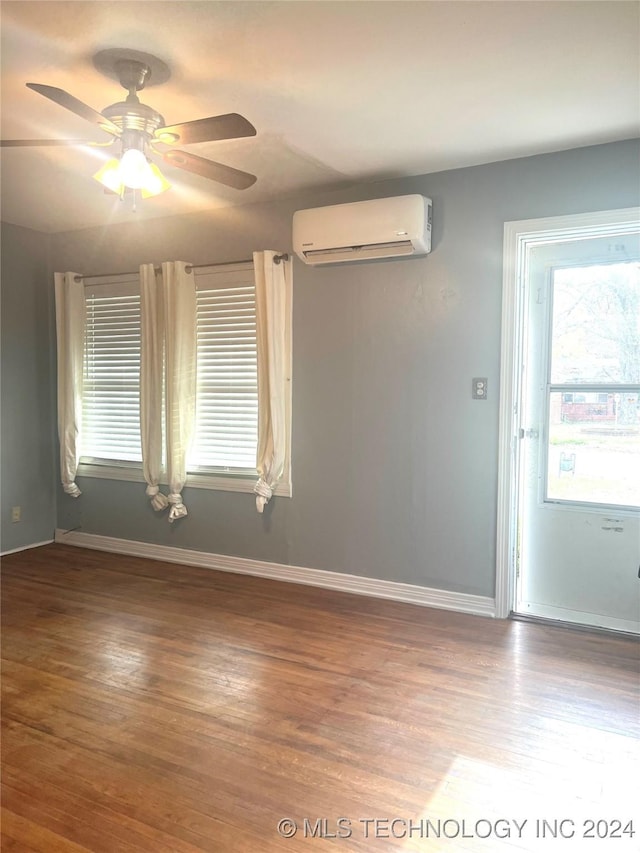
[472,378,488,400]
[11,506,21,523]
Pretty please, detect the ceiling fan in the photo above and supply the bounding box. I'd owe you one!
[0,48,257,199]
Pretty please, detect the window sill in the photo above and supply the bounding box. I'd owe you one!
[186,472,291,497]
[76,462,292,497]
[77,462,145,483]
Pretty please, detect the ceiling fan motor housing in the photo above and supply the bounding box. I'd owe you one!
[99,55,165,152]
[101,100,165,138]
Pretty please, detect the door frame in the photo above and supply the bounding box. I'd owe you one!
[495,207,640,619]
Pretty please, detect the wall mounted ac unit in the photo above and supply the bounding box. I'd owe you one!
[292,194,432,265]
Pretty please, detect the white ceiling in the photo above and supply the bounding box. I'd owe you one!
[1,1,638,234]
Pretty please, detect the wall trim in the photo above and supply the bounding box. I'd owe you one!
[1,538,55,557]
[55,529,495,618]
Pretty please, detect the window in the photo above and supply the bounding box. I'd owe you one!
[81,276,142,469]
[77,262,292,496]
[546,259,639,508]
[189,263,258,473]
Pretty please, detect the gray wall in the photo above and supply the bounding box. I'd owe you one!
[1,222,56,552]
[50,140,640,597]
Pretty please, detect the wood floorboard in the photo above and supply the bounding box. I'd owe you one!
[2,543,639,852]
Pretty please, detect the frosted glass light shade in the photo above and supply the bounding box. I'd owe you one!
[93,158,125,194]
[141,163,171,198]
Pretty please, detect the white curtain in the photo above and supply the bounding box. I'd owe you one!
[54,271,86,497]
[253,251,291,513]
[162,261,197,522]
[140,264,168,512]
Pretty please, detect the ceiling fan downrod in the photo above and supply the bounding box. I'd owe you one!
[115,59,151,97]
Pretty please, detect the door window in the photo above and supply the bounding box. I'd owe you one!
[545,260,639,509]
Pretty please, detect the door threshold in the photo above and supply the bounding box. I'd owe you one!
[511,612,640,639]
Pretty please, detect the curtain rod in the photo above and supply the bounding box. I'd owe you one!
[73,253,289,283]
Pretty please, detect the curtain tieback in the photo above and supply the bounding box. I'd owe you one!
[254,478,273,513]
[63,482,82,498]
[167,492,188,522]
[146,484,169,512]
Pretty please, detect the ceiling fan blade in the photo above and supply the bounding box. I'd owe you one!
[155,113,256,145]
[26,83,121,137]
[1,138,100,147]
[163,149,257,190]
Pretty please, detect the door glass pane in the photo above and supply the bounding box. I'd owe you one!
[547,391,640,507]
[550,261,640,384]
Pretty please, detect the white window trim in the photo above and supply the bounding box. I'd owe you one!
[77,260,293,498]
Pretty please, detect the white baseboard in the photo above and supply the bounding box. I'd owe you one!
[1,538,54,557]
[54,528,496,618]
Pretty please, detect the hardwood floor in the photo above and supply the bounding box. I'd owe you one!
[2,544,639,852]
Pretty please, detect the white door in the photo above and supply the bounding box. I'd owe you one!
[516,230,640,633]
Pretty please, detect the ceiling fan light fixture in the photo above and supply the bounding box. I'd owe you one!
[93,149,170,199]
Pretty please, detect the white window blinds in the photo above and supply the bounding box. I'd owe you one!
[189,262,258,471]
[81,277,142,464]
